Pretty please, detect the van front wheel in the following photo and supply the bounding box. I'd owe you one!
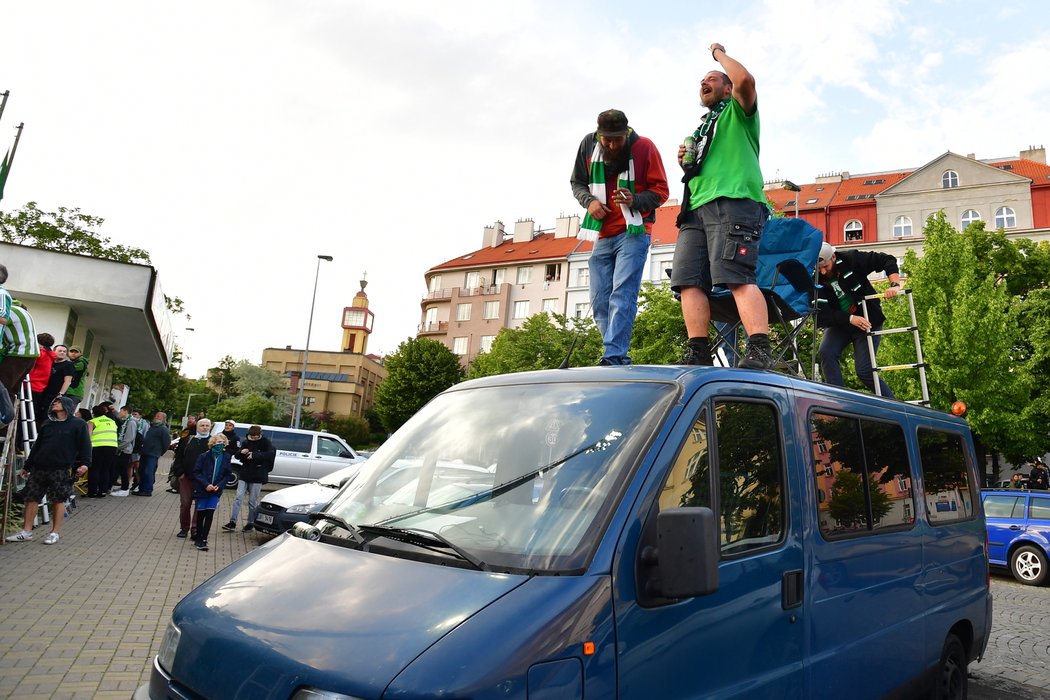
[934,634,967,700]
[1010,545,1049,585]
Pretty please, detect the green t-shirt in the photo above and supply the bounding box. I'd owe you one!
[687,98,764,210]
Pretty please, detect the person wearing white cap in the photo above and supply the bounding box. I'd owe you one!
[815,242,903,396]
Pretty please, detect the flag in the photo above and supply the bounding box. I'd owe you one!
[0,148,10,202]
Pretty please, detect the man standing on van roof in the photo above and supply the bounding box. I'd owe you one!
[671,44,773,370]
[571,109,669,366]
[815,242,902,397]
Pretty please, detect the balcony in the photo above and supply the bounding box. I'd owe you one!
[459,285,500,297]
[423,289,453,303]
[418,321,449,336]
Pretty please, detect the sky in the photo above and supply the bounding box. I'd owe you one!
[2,0,1049,378]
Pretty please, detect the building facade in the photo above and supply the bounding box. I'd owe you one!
[419,146,1050,364]
[261,277,386,420]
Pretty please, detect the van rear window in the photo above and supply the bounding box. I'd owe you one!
[811,413,914,538]
[918,429,975,524]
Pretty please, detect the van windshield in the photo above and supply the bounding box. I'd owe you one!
[323,380,676,573]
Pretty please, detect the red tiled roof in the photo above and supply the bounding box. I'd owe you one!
[988,158,1050,183]
[429,231,586,272]
[766,181,842,214]
[830,171,910,206]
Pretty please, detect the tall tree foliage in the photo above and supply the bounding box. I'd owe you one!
[1,201,151,264]
[467,313,602,378]
[373,337,464,433]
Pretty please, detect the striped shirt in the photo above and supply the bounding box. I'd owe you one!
[1,304,40,358]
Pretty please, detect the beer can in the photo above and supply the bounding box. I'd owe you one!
[682,135,697,166]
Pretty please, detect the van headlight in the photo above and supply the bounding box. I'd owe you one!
[157,621,181,673]
[292,689,365,700]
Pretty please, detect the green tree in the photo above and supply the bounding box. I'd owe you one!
[208,393,279,425]
[230,360,285,397]
[324,414,371,448]
[0,201,153,264]
[207,355,238,399]
[881,213,1037,461]
[468,313,601,378]
[113,347,202,417]
[630,282,687,365]
[373,337,464,432]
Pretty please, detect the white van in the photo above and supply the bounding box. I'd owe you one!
[214,423,366,485]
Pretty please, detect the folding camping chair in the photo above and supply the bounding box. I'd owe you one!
[706,217,824,376]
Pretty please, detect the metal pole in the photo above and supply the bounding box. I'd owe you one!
[183,393,202,427]
[292,255,333,429]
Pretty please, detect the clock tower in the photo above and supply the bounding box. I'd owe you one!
[341,275,375,354]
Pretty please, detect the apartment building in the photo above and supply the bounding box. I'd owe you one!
[421,146,1050,365]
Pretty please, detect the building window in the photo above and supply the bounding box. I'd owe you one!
[961,209,981,228]
[995,206,1016,229]
[493,268,506,287]
[892,216,913,238]
[941,170,959,189]
[428,276,441,293]
[456,303,471,321]
[542,298,558,314]
[483,301,500,319]
[844,219,863,242]
[452,337,469,355]
[480,335,496,353]
[465,271,479,289]
[544,263,562,281]
[516,266,532,284]
[574,302,588,318]
[513,300,530,319]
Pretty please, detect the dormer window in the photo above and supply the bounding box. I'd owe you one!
[941,170,959,189]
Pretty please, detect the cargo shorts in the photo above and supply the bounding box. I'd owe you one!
[670,197,767,292]
[22,468,74,504]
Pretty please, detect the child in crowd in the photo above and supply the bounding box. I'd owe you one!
[192,434,232,551]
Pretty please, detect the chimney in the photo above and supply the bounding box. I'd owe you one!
[513,218,535,243]
[1021,145,1046,164]
[482,220,505,248]
[554,214,580,239]
[967,153,976,159]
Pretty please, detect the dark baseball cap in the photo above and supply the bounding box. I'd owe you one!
[596,109,629,137]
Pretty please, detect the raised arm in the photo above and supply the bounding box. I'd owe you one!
[710,44,757,115]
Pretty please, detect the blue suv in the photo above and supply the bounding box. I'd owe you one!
[982,489,1050,585]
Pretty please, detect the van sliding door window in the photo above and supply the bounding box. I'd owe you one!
[811,413,914,538]
[918,429,976,524]
[660,400,785,556]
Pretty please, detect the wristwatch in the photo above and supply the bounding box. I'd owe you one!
[889,282,900,288]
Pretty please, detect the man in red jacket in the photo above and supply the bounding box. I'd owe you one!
[571,109,668,366]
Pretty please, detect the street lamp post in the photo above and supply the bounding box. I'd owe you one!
[292,254,334,429]
[183,393,204,428]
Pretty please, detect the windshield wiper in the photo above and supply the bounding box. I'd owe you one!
[308,511,364,544]
[356,525,488,571]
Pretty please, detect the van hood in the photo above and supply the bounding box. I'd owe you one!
[169,535,529,699]
[259,480,337,509]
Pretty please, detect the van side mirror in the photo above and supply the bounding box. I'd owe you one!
[654,507,720,598]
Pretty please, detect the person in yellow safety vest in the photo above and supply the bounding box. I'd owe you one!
[87,403,119,497]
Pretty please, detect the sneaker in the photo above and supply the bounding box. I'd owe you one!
[596,358,620,366]
[243,523,254,532]
[681,343,713,366]
[221,521,236,532]
[111,490,130,497]
[195,540,209,551]
[737,342,774,370]
[176,530,188,539]
[43,532,60,545]
[5,530,32,542]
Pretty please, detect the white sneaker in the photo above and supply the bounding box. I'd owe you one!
[43,532,60,545]
[6,530,32,542]
[111,490,130,497]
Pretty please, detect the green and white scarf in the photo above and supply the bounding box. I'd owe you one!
[579,137,646,242]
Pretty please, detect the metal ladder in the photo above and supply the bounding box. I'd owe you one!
[861,288,930,406]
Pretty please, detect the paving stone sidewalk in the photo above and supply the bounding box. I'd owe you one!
[0,457,266,699]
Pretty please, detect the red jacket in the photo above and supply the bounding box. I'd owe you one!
[29,347,55,393]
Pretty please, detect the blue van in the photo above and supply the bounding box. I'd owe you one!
[135,366,991,700]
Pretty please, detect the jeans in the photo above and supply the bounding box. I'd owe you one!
[588,233,651,364]
[819,324,895,398]
[230,481,262,524]
[139,454,159,494]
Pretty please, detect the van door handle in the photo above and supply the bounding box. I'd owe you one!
[782,569,803,610]
[1009,525,1022,530]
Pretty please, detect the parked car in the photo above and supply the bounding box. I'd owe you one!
[253,463,365,535]
[138,366,991,700]
[982,488,1050,585]
[213,423,365,485]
